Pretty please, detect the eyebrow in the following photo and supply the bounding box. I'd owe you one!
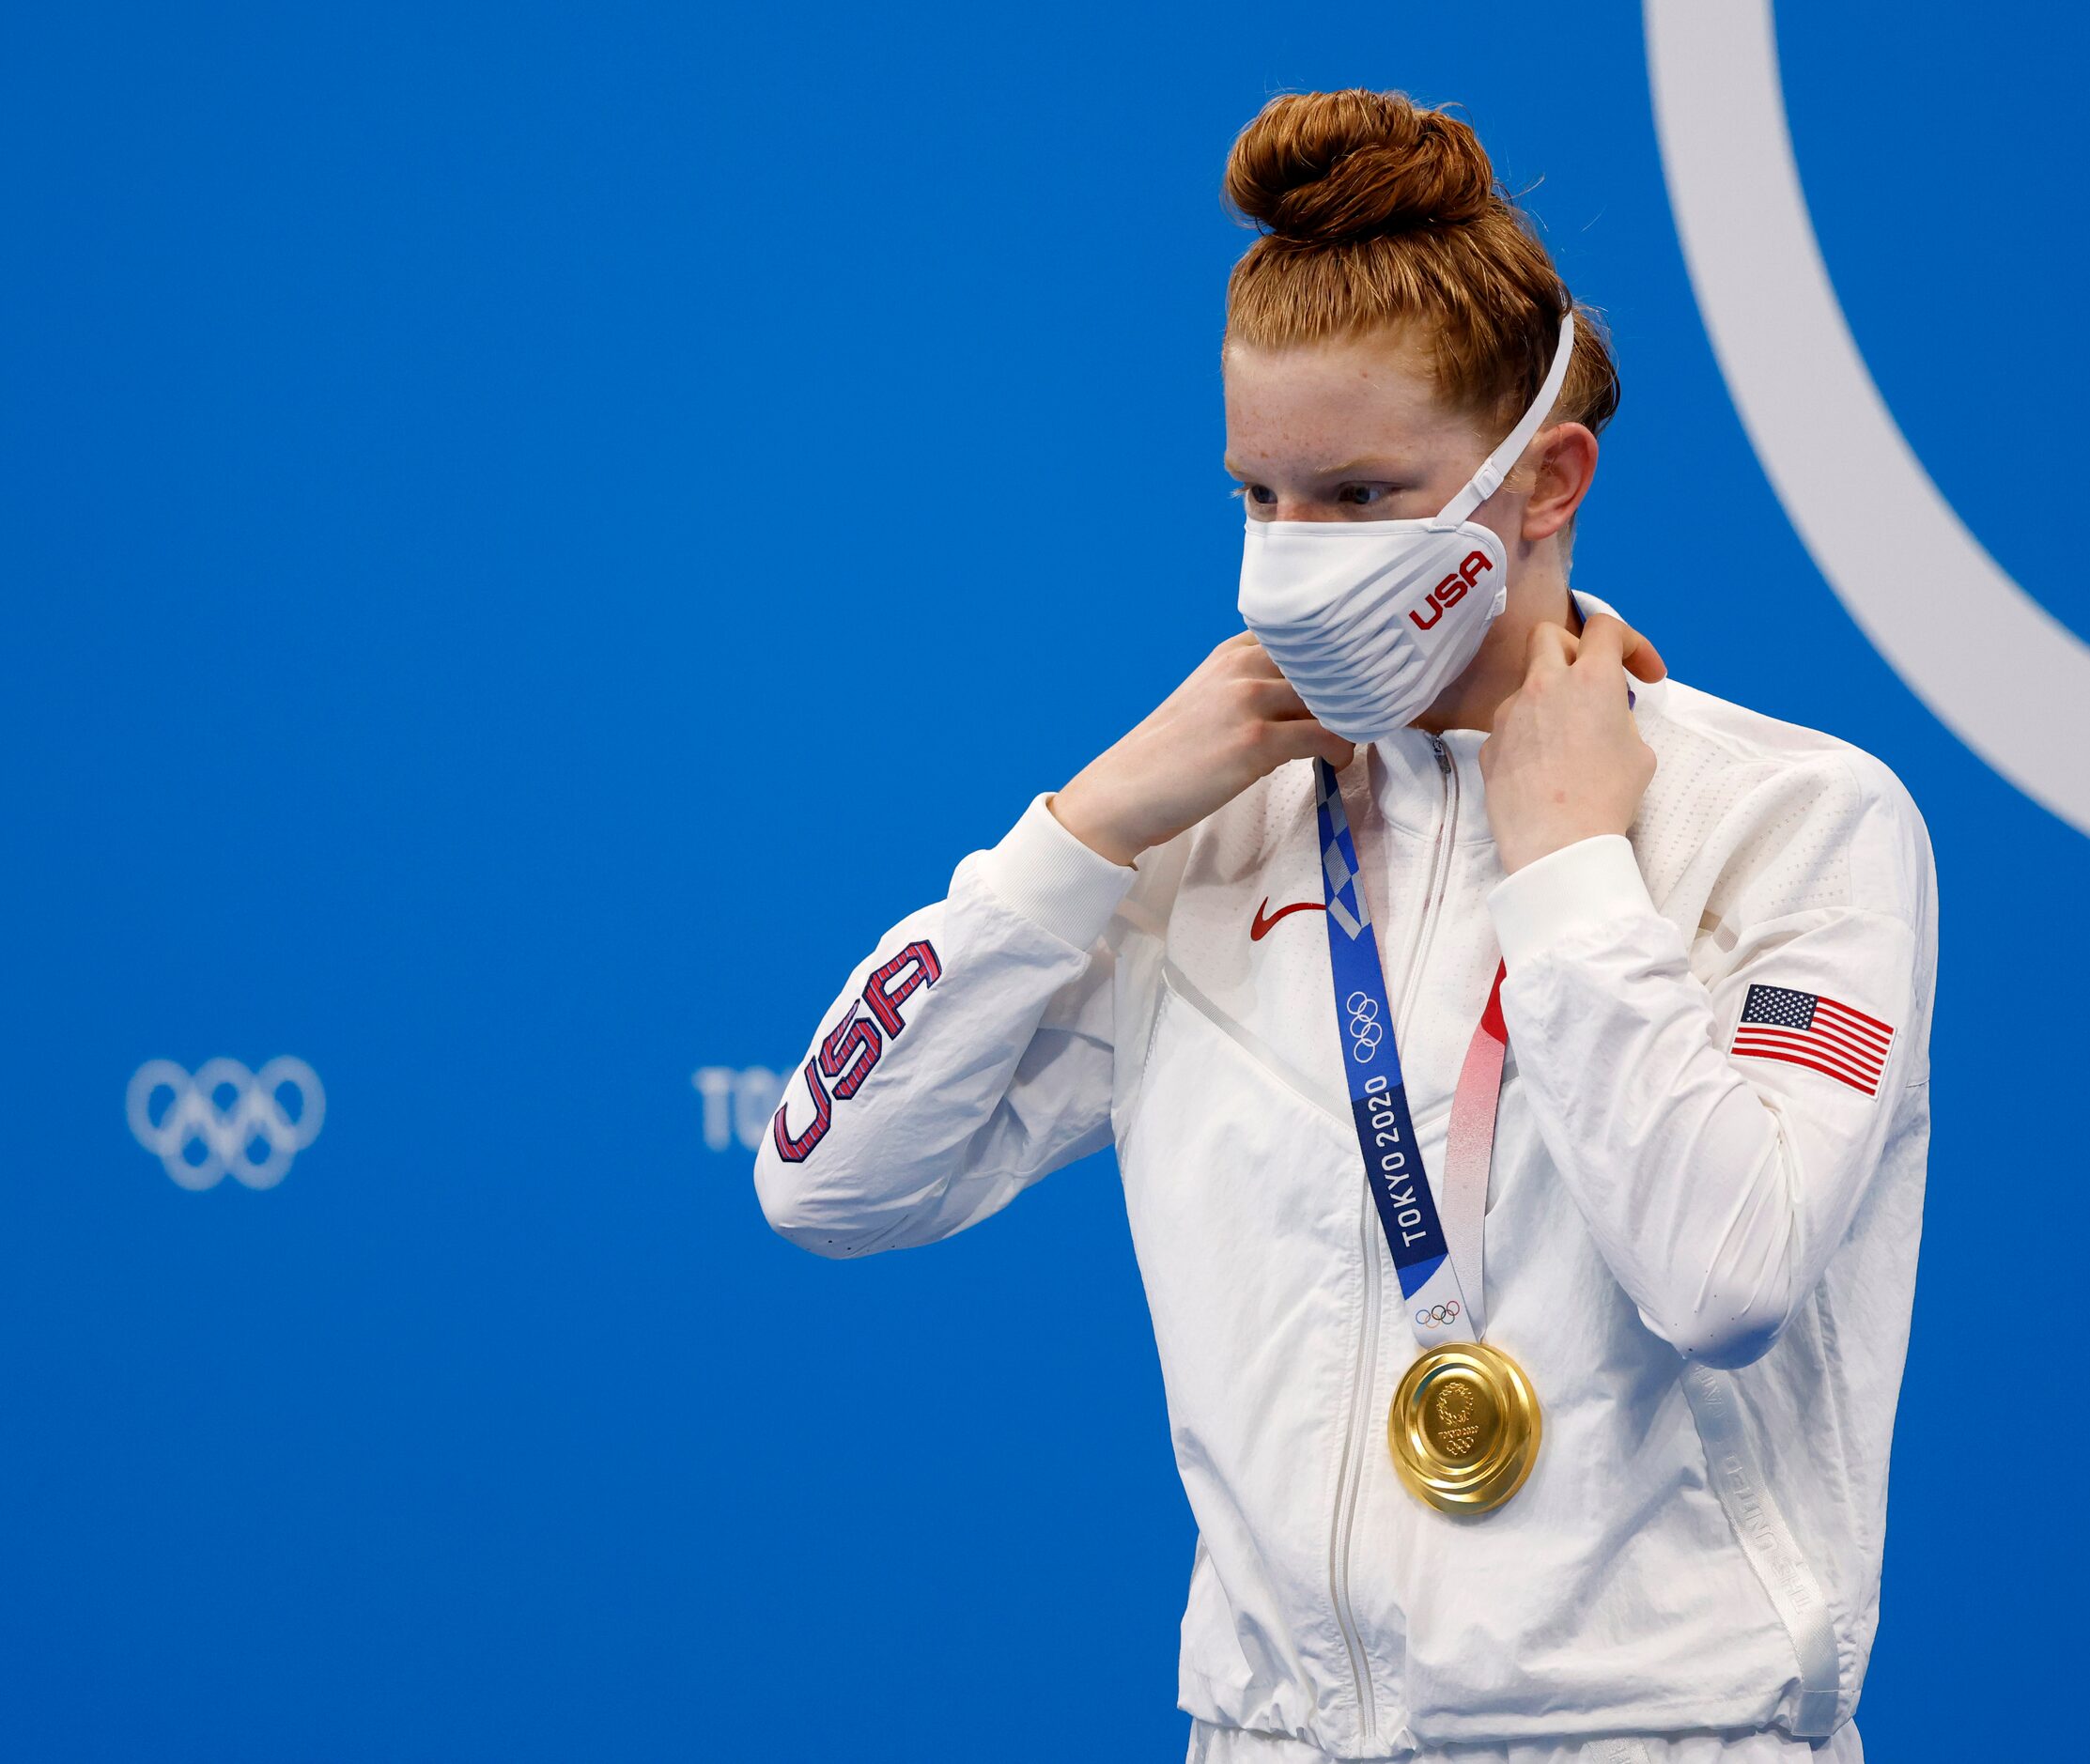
[1222,456,1415,479]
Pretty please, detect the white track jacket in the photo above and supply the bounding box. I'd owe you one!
[752,589,1939,1759]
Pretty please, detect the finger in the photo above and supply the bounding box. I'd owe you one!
[1571,614,1671,681]
[1317,723,1358,766]
[1207,629,1262,671]
[1207,636,1286,703]
[1261,714,1355,769]
[1622,625,1667,683]
[1243,673,1318,718]
[1231,640,1291,682]
[1574,611,1630,672]
[1525,620,1577,674]
[1580,611,1668,684]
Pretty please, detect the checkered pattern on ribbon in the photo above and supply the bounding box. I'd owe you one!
[1313,763,1371,941]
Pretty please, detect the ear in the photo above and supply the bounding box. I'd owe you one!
[1519,422,1598,544]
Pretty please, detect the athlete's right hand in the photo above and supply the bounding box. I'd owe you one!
[1048,630,1355,868]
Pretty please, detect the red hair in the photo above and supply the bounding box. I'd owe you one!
[1221,88,1619,442]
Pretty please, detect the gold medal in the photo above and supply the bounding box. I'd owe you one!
[1387,1338,1541,1516]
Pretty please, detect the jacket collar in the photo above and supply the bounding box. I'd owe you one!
[1360,584,1669,843]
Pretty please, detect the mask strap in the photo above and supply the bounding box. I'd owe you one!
[1431,308,1578,530]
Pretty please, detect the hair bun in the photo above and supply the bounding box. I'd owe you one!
[1223,89,1496,245]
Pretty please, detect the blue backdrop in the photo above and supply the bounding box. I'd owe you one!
[5,3,2082,1757]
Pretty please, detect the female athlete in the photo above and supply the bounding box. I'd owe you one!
[755,87,1936,1763]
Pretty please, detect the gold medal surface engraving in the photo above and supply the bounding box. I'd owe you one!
[1387,1339,1541,1515]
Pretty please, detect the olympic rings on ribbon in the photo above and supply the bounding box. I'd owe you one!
[1344,990,1383,1060]
[1416,1300,1462,1328]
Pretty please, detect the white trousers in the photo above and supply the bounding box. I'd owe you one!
[1185,1716,1864,1764]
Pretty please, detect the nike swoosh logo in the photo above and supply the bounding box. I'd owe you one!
[1250,897,1325,940]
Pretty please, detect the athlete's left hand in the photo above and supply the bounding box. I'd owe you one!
[1479,612,1664,875]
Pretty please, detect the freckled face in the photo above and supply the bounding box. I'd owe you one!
[1222,326,1496,524]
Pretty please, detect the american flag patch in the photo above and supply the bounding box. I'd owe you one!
[1731,983,1896,1096]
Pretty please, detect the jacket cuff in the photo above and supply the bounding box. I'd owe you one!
[1486,833,1658,969]
[974,790,1139,951]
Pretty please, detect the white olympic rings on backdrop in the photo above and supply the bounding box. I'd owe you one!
[1646,0,2090,836]
[126,1058,325,1190]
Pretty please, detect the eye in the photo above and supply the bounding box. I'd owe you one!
[1228,484,1277,506]
[1338,484,1398,505]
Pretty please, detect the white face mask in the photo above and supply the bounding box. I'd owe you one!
[1236,309,1578,743]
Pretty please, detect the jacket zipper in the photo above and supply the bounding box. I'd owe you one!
[1327,735,1459,1748]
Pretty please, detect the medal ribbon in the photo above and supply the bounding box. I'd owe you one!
[1312,756,1509,1350]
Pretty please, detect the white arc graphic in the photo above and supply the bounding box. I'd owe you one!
[1646,0,2090,835]
[127,1057,325,1190]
